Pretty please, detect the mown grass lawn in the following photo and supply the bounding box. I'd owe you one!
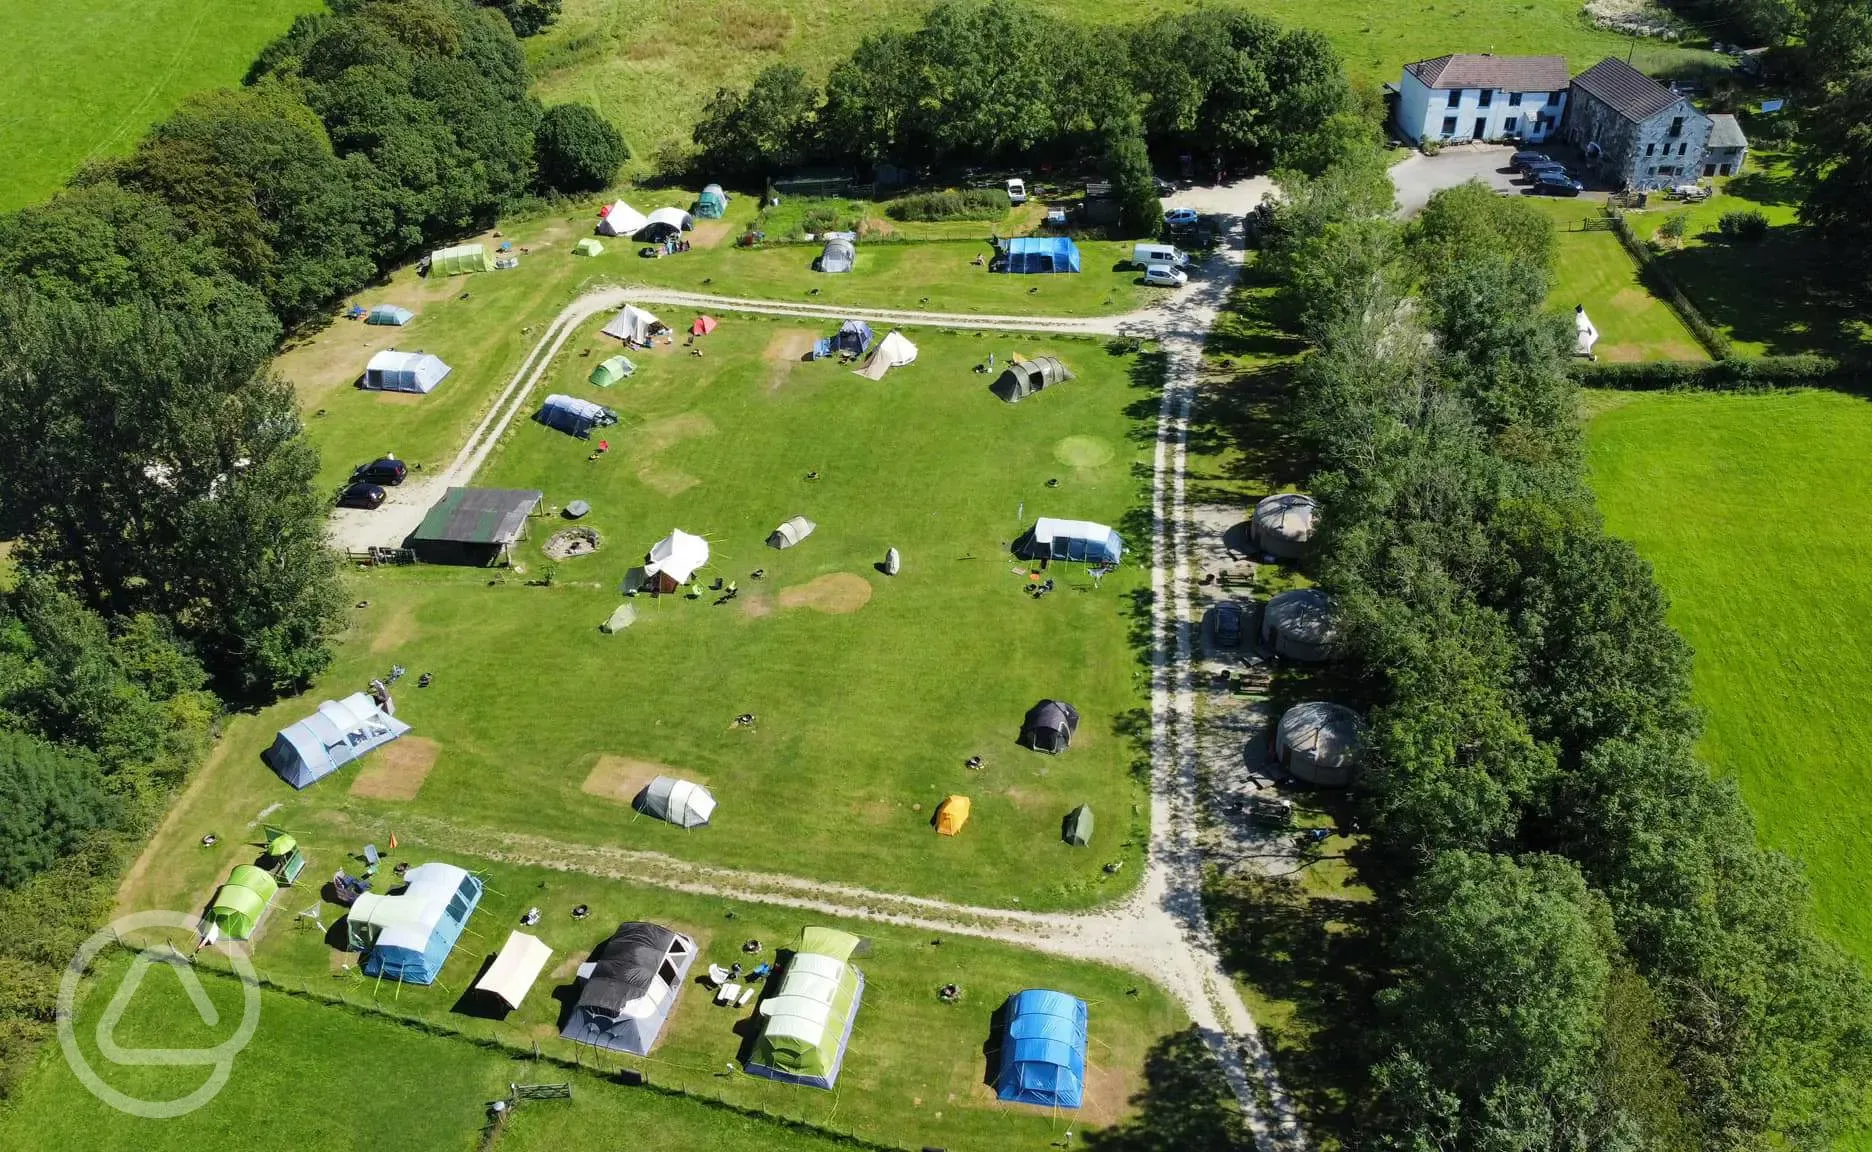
[1526,199,1707,363]
[0,0,322,211]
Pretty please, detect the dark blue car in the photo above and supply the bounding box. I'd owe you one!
[1531,172,1584,196]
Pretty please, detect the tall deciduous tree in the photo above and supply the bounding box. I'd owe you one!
[693,65,821,181]
[0,733,118,890]
[535,103,629,193]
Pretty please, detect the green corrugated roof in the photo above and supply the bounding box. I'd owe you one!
[412,488,542,545]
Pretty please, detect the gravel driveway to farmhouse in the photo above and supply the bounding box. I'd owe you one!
[1390,142,1524,216]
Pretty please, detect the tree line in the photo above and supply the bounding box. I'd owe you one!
[1260,158,1872,1150]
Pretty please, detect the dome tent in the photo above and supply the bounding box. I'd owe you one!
[1251,492,1318,559]
[366,304,413,326]
[1261,588,1338,662]
[589,355,634,387]
[1275,701,1364,787]
[635,776,715,828]
[640,207,694,241]
[1021,700,1080,754]
[1061,804,1094,847]
[992,355,1073,403]
[598,200,649,237]
[697,184,729,218]
[574,238,604,257]
[364,350,450,394]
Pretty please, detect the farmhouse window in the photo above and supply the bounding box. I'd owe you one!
[1510,92,1522,106]
[1679,142,1688,156]
[1446,90,1460,107]
[1668,116,1684,137]
[1646,143,1656,156]
[1505,117,1518,133]
[1478,89,1493,107]
[1442,115,1458,135]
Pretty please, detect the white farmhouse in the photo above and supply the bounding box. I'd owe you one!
[1396,54,1571,145]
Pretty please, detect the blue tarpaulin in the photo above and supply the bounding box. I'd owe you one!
[999,236,1081,274]
[996,989,1087,1108]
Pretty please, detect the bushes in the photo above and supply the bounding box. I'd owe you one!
[535,103,628,194]
[882,188,1011,222]
[1719,208,1770,242]
[1573,354,1856,391]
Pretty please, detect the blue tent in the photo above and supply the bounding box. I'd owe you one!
[265,693,411,789]
[999,237,1081,274]
[833,319,873,354]
[349,863,483,985]
[535,393,617,439]
[996,989,1088,1108]
[366,304,413,326]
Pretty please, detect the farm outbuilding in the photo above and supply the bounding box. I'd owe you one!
[995,989,1088,1109]
[589,355,634,387]
[643,529,709,592]
[1275,701,1364,787]
[767,516,816,549]
[366,304,413,326]
[854,330,917,379]
[697,184,729,218]
[429,243,494,276]
[1062,804,1094,847]
[992,356,1073,403]
[347,862,483,985]
[1016,518,1122,565]
[1261,588,1338,662]
[560,922,698,1055]
[536,393,618,439]
[640,207,694,240]
[1251,492,1319,558]
[1021,700,1080,754]
[265,692,411,789]
[603,304,666,346]
[746,927,867,1090]
[204,865,278,941]
[999,236,1081,274]
[363,350,451,394]
[409,487,544,566]
[819,237,855,273]
[636,776,716,828]
[598,200,649,237]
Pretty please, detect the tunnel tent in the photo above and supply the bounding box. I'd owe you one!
[853,330,917,379]
[935,795,971,836]
[560,922,697,1054]
[1251,492,1319,559]
[747,927,866,1090]
[603,304,665,346]
[574,238,604,257]
[819,236,855,273]
[643,529,709,592]
[598,200,649,237]
[348,863,483,985]
[204,864,279,941]
[1275,701,1364,787]
[767,516,816,549]
[266,692,411,789]
[640,207,694,241]
[992,355,1073,402]
[1017,518,1122,565]
[1262,588,1338,663]
[697,184,729,218]
[429,243,494,276]
[535,393,618,439]
[1021,700,1081,754]
[995,989,1089,1108]
[474,930,553,1010]
[998,236,1081,274]
[1062,804,1094,847]
[589,355,635,388]
[636,775,716,828]
[366,304,413,326]
[364,350,451,394]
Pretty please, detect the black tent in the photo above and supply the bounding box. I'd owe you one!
[558,922,695,1055]
[1020,700,1081,754]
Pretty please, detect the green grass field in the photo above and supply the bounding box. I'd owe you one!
[0,0,322,211]
[1527,200,1707,363]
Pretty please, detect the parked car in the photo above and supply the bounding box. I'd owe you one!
[1531,172,1585,196]
[338,482,386,510]
[1142,263,1189,288]
[353,456,407,485]
[1667,183,1712,202]
[1163,207,1200,228]
[1152,176,1176,195]
[1045,206,1067,226]
[1510,150,1551,171]
[1213,601,1243,646]
[1519,156,1568,175]
[1005,177,1027,205]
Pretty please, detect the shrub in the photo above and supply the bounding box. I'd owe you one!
[1719,208,1770,242]
[1656,211,1689,243]
[883,188,1012,222]
[535,103,629,195]
[1419,138,1443,156]
[479,0,561,37]
[1571,355,1856,391]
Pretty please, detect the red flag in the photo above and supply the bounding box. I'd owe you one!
[388,831,399,851]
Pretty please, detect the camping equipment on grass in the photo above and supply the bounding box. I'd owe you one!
[767,516,816,549]
[574,238,604,257]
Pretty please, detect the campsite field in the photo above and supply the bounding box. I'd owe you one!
[0,0,321,211]
[1526,200,1708,363]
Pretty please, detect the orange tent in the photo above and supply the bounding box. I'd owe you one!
[934,795,972,836]
[690,314,718,336]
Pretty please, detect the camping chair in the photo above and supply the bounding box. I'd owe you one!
[363,844,380,878]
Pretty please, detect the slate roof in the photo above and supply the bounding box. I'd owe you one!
[1404,54,1571,92]
[1707,113,1748,149]
[1572,57,1684,122]
[412,487,541,545]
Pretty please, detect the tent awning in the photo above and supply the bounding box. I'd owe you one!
[476,930,553,1009]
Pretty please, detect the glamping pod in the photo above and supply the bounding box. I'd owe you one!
[1261,588,1338,663]
[1251,493,1319,559]
[1275,701,1364,787]
[265,693,410,789]
[1021,700,1081,754]
[995,989,1089,1108]
[347,863,483,984]
[560,922,697,1054]
[363,350,451,394]
[746,927,866,1089]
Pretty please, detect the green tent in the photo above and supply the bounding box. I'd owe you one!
[574,238,604,257]
[1062,804,1094,846]
[206,864,279,940]
[748,927,865,1089]
[589,355,635,387]
[430,243,495,276]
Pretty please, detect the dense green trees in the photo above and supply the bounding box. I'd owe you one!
[479,0,559,36]
[0,734,117,890]
[536,103,628,193]
[694,64,822,183]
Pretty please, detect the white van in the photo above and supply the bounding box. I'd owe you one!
[1132,242,1184,269]
[1006,178,1027,205]
[1142,263,1188,288]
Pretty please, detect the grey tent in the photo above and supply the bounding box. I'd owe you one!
[767,516,816,549]
[831,319,873,355]
[819,237,855,273]
[1251,493,1318,559]
[364,350,450,394]
[635,776,716,828]
[600,603,637,633]
[1062,804,1094,846]
[559,922,697,1055]
[1021,700,1080,754]
[1275,702,1364,787]
[1261,588,1338,663]
[992,356,1073,403]
[366,304,413,326]
[536,394,618,439]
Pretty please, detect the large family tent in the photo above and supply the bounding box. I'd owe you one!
[560,922,698,1054]
[1262,588,1338,663]
[347,863,484,984]
[430,243,494,276]
[598,200,649,238]
[363,350,451,394]
[474,931,553,1010]
[1250,492,1318,559]
[204,865,279,941]
[996,989,1089,1108]
[589,355,634,387]
[266,693,411,789]
[574,238,604,257]
[636,776,716,828]
[767,516,816,549]
[746,927,866,1090]
[1275,701,1364,787]
[409,487,543,565]
[1021,699,1080,754]
[697,184,729,218]
[1017,518,1122,565]
[366,304,413,326]
[1062,804,1094,847]
[603,304,665,346]
[831,319,872,355]
[640,207,694,241]
[999,236,1081,274]
[992,356,1073,403]
[643,529,709,592]
[854,330,918,380]
[535,393,618,439]
[934,795,971,836]
[818,236,855,273]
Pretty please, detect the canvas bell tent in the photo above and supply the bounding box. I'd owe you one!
[1021,700,1080,754]
[767,516,816,549]
[574,238,604,257]
[363,350,451,394]
[536,394,618,439]
[1062,804,1094,847]
[995,989,1088,1108]
[1016,518,1122,565]
[266,693,411,789]
[819,236,855,273]
[747,927,867,1090]
[854,330,917,379]
[366,304,413,326]
[589,355,635,387]
[992,355,1072,402]
[474,931,552,1010]
[429,243,494,276]
[603,304,666,346]
[998,236,1081,273]
[636,775,716,828]
[347,863,483,984]
[598,200,649,237]
[935,795,971,836]
[697,184,729,218]
[643,529,709,592]
[560,922,697,1055]
[1575,305,1599,358]
[409,487,543,566]
[204,865,279,941]
[640,207,694,241]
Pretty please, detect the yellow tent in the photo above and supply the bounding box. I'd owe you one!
[935,795,972,836]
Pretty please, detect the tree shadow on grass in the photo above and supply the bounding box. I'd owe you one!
[1653,231,1872,358]
[1083,1027,1249,1152]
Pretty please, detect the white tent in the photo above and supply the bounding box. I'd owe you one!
[853,330,918,380]
[475,930,553,1009]
[363,350,452,394]
[645,529,709,591]
[642,207,695,238]
[598,200,649,237]
[603,305,664,346]
[767,516,816,549]
[637,776,716,828]
[1574,306,1599,358]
